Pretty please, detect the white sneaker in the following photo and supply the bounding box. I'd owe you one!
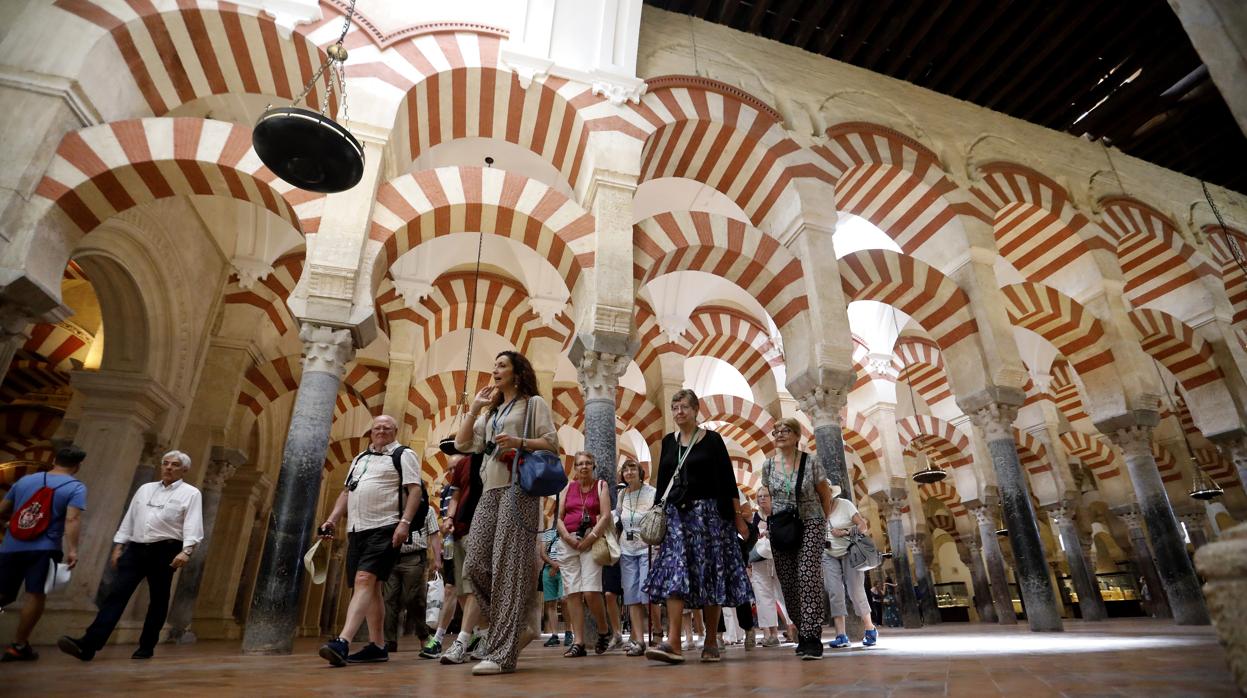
[471,659,511,675]
[469,634,489,660]
[607,634,625,652]
[440,639,467,665]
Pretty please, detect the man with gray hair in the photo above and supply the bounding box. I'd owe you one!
[58,450,203,661]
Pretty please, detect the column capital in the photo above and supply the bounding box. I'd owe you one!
[794,383,849,428]
[1042,500,1077,527]
[967,402,1019,441]
[873,491,908,522]
[299,323,355,377]
[204,446,247,492]
[1108,424,1153,459]
[576,350,630,402]
[1111,503,1144,531]
[965,500,999,527]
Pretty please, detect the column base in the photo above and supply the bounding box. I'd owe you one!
[0,607,97,646]
[1195,522,1247,692]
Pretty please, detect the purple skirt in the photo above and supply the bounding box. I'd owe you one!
[643,499,753,609]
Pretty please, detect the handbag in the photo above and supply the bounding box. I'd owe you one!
[513,397,567,497]
[846,525,882,571]
[639,429,702,546]
[766,452,806,553]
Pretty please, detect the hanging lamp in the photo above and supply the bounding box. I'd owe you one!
[1148,360,1225,503]
[1188,467,1224,501]
[252,0,364,193]
[912,452,947,485]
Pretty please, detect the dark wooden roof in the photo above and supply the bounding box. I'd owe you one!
[644,0,1246,193]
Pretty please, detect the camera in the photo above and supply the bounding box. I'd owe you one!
[577,516,592,538]
[317,524,333,537]
[347,479,359,492]
[484,441,497,456]
[626,531,636,541]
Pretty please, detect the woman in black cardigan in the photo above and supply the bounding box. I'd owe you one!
[644,389,752,664]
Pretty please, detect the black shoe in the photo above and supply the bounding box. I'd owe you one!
[1,642,37,662]
[346,643,389,664]
[563,632,573,647]
[57,636,94,662]
[543,634,561,647]
[319,637,348,667]
[801,637,823,661]
[793,637,807,657]
[384,640,398,653]
[131,647,154,660]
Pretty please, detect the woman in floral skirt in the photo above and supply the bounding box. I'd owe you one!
[644,389,752,664]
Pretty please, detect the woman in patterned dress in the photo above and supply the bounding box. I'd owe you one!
[644,389,752,664]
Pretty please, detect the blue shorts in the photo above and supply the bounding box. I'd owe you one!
[0,549,61,603]
[542,564,563,601]
[619,553,650,606]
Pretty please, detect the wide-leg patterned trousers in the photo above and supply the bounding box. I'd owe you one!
[464,485,539,671]
[772,517,826,639]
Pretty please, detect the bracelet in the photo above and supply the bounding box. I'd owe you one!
[400,518,411,525]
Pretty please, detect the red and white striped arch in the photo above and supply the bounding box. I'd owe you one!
[841,413,884,485]
[370,166,595,294]
[22,322,92,372]
[551,383,583,428]
[236,355,301,417]
[1150,443,1182,484]
[1013,429,1050,476]
[34,118,322,242]
[1192,446,1238,490]
[898,415,973,469]
[0,360,72,405]
[1129,308,1223,391]
[323,436,369,472]
[1000,283,1115,379]
[712,422,766,461]
[404,370,494,432]
[817,122,982,258]
[919,479,968,519]
[634,211,808,329]
[222,253,304,337]
[1050,359,1091,427]
[52,0,335,118]
[616,389,665,448]
[340,364,388,417]
[1059,431,1120,480]
[684,304,779,388]
[629,77,814,228]
[893,336,953,405]
[699,394,775,457]
[1203,223,1247,329]
[1099,198,1216,308]
[838,249,978,351]
[0,407,63,444]
[633,298,686,377]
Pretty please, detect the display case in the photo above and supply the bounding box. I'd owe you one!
[1096,572,1140,601]
[934,582,970,608]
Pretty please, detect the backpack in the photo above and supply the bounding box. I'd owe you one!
[9,473,75,542]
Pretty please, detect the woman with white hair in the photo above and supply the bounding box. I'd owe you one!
[823,478,878,649]
[59,450,203,661]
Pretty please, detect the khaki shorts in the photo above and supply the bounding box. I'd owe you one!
[453,538,474,595]
[558,540,602,594]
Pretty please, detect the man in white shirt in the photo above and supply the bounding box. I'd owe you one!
[58,451,203,661]
[318,415,423,666]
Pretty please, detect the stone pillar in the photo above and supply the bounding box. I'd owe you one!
[243,324,355,654]
[961,537,998,623]
[795,380,853,500]
[907,534,942,625]
[1214,435,1247,500]
[1115,505,1174,619]
[1044,502,1107,621]
[1195,522,1247,693]
[193,470,270,640]
[877,493,923,628]
[576,350,629,495]
[968,403,1063,631]
[968,501,1018,624]
[165,447,246,643]
[1110,426,1210,625]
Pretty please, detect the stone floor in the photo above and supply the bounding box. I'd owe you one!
[2,618,1237,696]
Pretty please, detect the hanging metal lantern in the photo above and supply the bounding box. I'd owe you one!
[912,453,947,484]
[252,1,363,193]
[1188,467,1223,501]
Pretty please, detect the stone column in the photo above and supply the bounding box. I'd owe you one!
[577,350,630,498]
[877,493,923,628]
[961,537,998,623]
[907,534,942,625]
[1194,522,1247,693]
[795,379,853,500]
[165,447,246,643]
[1179,510,1209,550]
[968,403,1063,631]
[1214,435,1247,501]
[1110,426,1210,625]
[1044,502,1107,621]
[243,324,355,654]
[1114,505,1173,619]
[193,470,270,640]
[968,501,1018,624]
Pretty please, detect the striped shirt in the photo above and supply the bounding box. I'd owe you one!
[345,441,421,533]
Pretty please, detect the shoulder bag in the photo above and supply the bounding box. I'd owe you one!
[513,396,567,497]
[766,452,806,553]
[591,482,622,566]
[638,429,701,546]
[846,524,882,571]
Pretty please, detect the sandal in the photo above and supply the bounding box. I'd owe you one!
[700,645,721,663]
[563,643,586,658]
[644,641,685,664]
[594,632,611,655]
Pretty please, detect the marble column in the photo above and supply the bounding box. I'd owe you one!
[1044,502,1107,621]
[908,534,942,625]
[969,403,1063,631]
[165,447,246,643]
[878,494,923,628]
[968,501,1018,624]
[577,350,629,499]
[1114,505,1173,619]
[961,537,998,623]
[1111,425,1210,625]
[243,324,355,654]
[795,382,852,501]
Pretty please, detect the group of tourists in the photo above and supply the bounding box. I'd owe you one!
[0,348,883,674]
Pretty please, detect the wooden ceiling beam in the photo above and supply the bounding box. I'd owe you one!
[901,1,978,82]
[921,0,1013,90]
[840,0,895,64]
[746,0,772,34]
[716,0,743,24]
[945,1,1049,97]
[769,0,803,43]
[881,0,950,75]
[792,2,835,49]
[859,0,927,70]
[816,3,862,56]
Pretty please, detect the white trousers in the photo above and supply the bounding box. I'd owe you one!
[750,558,790,628]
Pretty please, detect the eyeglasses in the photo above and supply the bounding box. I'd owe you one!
[771,428,793,436]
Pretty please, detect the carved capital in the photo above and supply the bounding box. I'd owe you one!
[1213,434,1247,466]
[877,494,907,523]
[230,257,274,290]
[1110,425,1153,460]
[1043,500,1076,527]
[203,460,240,492]
[1112,504,1143,532]
[795,385,848,428]
[577,350,629,402]
[967,504,997,527]
[968,402,1018,442]
[299,323,355,377]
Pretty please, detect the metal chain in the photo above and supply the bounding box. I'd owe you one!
[1202,179,1247,279]
[291,0,358,116]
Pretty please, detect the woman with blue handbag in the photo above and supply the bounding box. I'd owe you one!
[455,350,559,675]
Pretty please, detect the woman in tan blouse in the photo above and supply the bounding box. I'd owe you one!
[454,350,559,675]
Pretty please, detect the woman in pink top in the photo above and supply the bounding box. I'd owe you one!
[555,451,613,657]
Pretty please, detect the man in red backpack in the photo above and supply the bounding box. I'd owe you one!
[0,445,88,662]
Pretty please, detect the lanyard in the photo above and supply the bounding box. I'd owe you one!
[489,397,520,441]
[676,428,701,468]
[346,449,385,487]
